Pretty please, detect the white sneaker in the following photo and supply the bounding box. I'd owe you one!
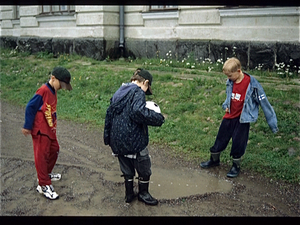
[49,173,61,181]
[36,185,59,200]
[37,173,61,182]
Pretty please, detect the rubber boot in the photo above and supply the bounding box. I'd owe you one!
[125,178,137,203]
[227,158,241,178]
[138,177,158,206]
[200,152,220,168]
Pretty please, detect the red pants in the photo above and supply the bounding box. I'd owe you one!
[32,133,59,186]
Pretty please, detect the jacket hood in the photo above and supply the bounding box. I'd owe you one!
[110,83,139,114]
[111,83,138,103]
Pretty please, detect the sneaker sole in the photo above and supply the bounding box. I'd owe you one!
[50,178,61,181]
[44,193,59,200]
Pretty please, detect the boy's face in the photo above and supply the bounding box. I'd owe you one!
[224,69,242,82]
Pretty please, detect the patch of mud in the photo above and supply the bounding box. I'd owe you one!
[1,100,299,216]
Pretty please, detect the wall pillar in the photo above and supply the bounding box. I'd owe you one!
[19,6,40,27]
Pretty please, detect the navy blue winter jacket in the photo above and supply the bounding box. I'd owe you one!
[104,83,165,155]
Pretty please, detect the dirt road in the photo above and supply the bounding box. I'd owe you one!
[1,100,299,216]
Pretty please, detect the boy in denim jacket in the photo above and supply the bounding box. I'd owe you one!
[200,57,278,178]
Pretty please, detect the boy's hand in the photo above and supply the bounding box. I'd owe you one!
[22,128,31,136]
[225,108,229,113]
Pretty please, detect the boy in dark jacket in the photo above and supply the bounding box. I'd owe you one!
[200,57,278,178]
[104,68,164,205]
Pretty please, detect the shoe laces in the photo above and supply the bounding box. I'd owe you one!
[42,184,55,192]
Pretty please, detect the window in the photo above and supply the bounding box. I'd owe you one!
[150,5,178,11]
[142,5,179,20]
[41,5,75,15]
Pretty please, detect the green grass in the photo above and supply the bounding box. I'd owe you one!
[1,48,299,184]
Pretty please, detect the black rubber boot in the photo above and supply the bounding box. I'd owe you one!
[227,158,241,178]
[200,153,220,168]
[138,178,158,206]
[125,178,137,203]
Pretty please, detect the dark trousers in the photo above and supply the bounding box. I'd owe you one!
[117,147,152,180]
[210,117,250,159]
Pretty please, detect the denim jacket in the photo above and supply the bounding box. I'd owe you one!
[222,73,278,133]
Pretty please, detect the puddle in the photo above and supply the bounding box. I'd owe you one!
[103,157,232,199]
[150,167,232,199]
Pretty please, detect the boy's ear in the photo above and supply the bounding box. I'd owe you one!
[49,75,56,81]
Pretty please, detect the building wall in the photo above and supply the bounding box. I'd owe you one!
[0,5,299,69]
[0,6,119,38]
[122,6,299,42]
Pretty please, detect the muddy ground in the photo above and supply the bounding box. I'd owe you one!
[0,100,299,217]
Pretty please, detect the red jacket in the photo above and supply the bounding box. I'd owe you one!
[23,83,57,139]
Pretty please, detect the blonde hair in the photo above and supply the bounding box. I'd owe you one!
[223,57,242,73]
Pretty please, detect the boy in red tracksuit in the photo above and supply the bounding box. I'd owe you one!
[22,67,72,200]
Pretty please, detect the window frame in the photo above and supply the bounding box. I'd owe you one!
[40,5,75,16]
[149,5,178,11]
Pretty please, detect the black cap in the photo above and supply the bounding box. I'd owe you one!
[137,68,153,95]
[51,67,72,90]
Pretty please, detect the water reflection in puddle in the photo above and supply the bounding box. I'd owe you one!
[150,167,232,199]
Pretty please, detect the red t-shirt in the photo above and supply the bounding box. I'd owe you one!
[223,74,250,119]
